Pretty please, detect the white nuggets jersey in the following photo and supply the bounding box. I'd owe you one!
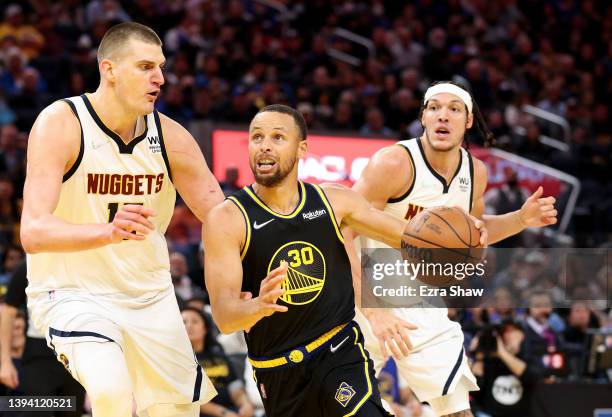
[361,137,474,250]
[27,95,176,298]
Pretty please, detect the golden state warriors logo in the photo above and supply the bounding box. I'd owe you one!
[335,382,356,407]
[268,241,326,305]
[59,353,71,374]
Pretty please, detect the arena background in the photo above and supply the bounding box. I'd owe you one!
[0,1,610,416]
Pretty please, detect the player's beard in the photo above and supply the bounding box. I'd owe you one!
[252,155,297,187]
[424,129,463,153]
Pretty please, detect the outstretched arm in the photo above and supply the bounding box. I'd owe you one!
[203,201,288,334]
[471,159,557,244]
[339,146,421,358]
[325,184,418,357]
[323,183,410,248]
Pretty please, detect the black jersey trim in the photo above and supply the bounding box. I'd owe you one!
[244,181,307,219]
[48,327,116,361]
[468,151,475,213]
[192,363,203,402]
[416,137,463,194]
[48,327,115,342]
[61,99,84,183]
[153,110,173,183]
[311,184,345,243]
[227,196,251,260]
[442,347,464,396]
[81,94,149,154]
[388,144,416,204]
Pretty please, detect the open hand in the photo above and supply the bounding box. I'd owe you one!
[254,261,289,318]
[364,309,417,360]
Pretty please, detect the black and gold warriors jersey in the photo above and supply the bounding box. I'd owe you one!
[228,181,354,358]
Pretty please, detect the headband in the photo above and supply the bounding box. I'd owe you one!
[424,83,473,114]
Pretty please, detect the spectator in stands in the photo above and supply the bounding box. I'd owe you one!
[563,301,599,345]
[329,101,355,131]
[471,321,539,417]
[522,292,564,377]
[359,107,394,137]
[0,124,24,176]
[0,173,19,241]
[0,4,45,60]
[7,67,49,130]
[181,307,254,417]
[484,168,529,248]
[85,0,131,27]
[0,309,25,394]
[156,83,194,127]
[0,244,23,292]
[166,202,202,254]
[220,166,240,197]
[0,262,86,413]
[514,251,549,299]
[488,287,517,324]
[387,88,419,138]
[171,251,206,307]
[515,121,549,164]
[0,91,16,126]
[0,47,27,95]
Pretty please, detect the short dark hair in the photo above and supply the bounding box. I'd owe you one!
[257,104,308,141]
[97,22,162,63]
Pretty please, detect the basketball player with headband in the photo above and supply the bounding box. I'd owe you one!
[345,81,558,416]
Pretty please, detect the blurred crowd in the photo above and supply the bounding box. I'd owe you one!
[0,0,610,416]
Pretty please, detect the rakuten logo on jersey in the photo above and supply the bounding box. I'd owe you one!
[302,209,326,221]
[298,156,370,183]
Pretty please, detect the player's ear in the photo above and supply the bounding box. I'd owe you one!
[99,59,116,82]
[420,107,426,128]
[297,138,307,158]
[466,112,474,129]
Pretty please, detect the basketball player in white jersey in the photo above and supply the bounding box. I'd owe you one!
[20,23,224,417]
[346,81,557,417]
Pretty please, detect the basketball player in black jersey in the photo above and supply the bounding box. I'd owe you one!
[203,104,424,417]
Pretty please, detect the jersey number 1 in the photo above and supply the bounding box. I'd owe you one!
[107,202,143,223]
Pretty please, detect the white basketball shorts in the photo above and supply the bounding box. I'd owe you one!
[28,285,216,414]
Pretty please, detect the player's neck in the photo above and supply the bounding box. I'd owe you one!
[420,135,462,181]
[253,178,301,215]
[88,88,141,144]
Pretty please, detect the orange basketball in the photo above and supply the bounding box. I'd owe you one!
[401,206,484,287]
